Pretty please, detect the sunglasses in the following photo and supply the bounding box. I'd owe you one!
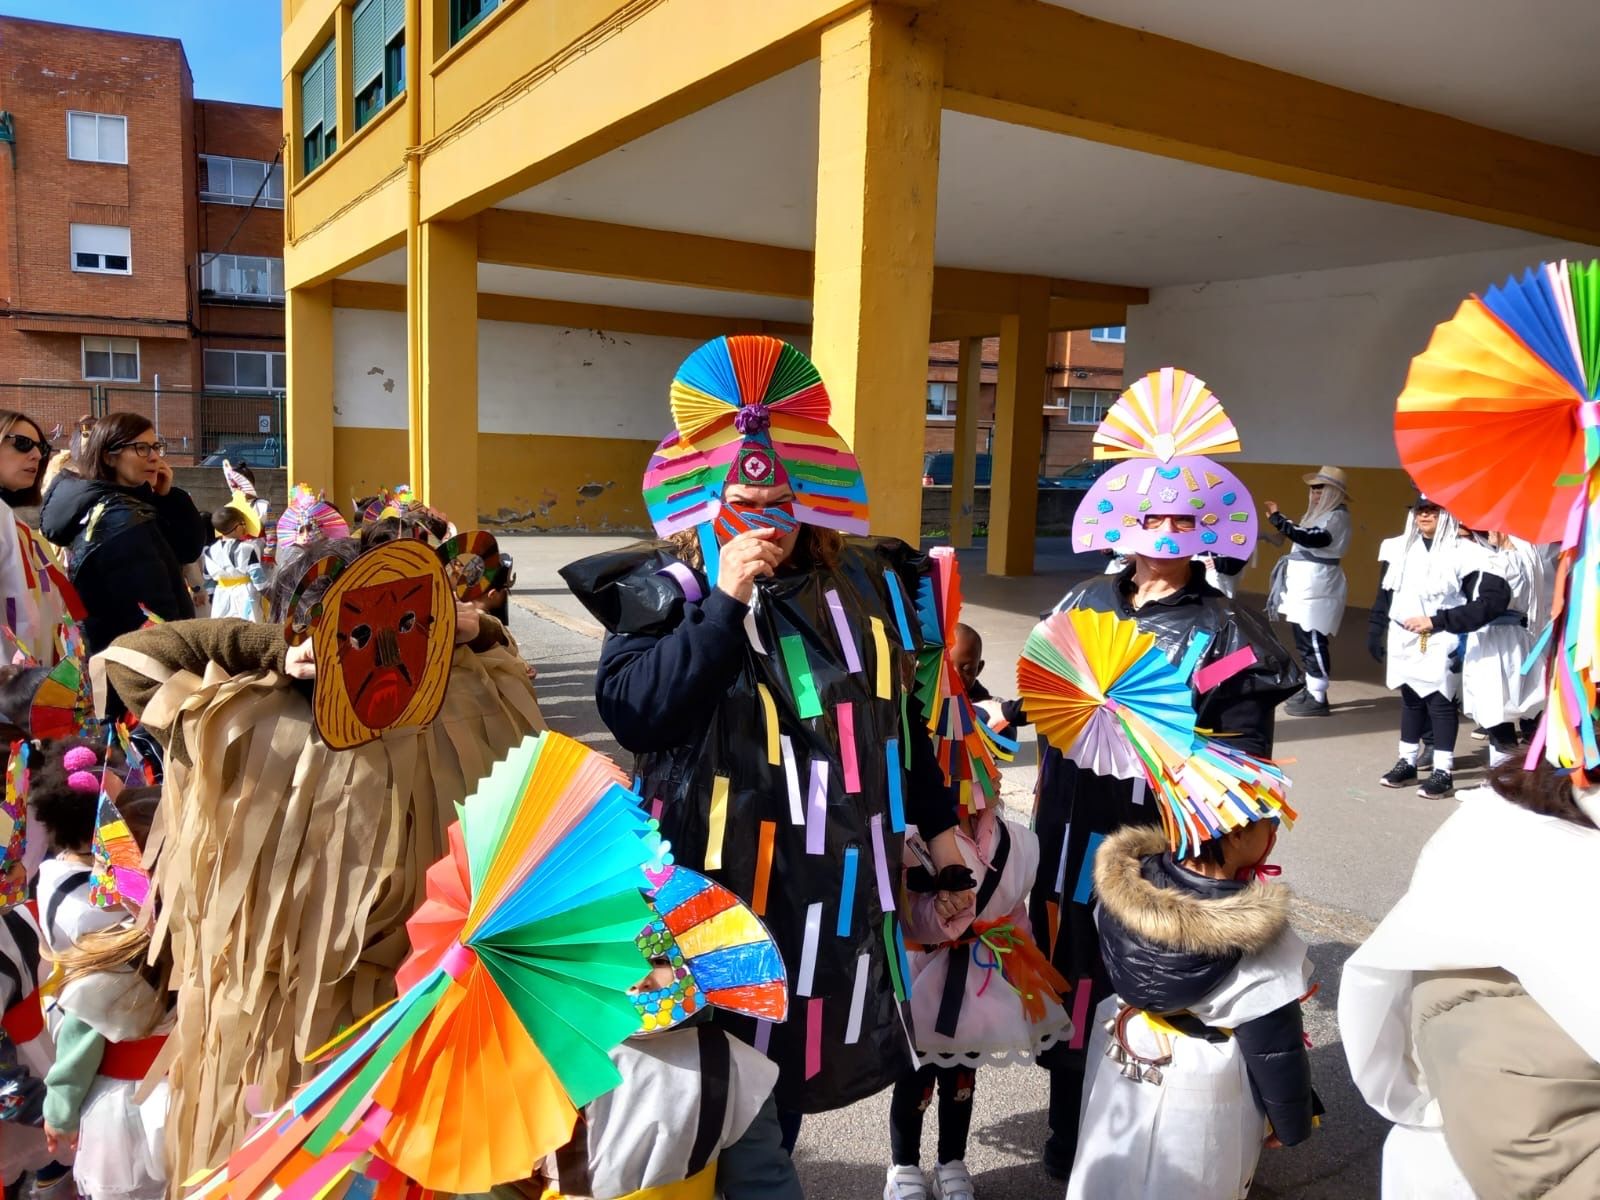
[2,433,51,456]
[1308,483,1326,491]
[112,439,167,459]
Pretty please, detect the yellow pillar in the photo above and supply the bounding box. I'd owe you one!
[413,217,479,526]
[286,282,335,496]
[987,278,1050,576]
[809,5,943,544]
[949,335,982,548]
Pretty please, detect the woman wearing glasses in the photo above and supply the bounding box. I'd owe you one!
[40,412,206,653]
[0,409,73,667]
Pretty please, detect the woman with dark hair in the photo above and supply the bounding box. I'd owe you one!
[1340,760,1600,1197]
[0,409,73,667]
[38,412,206,653]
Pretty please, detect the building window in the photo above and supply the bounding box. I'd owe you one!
[82,337,139,382]
[200,254,286,301]
[70,224,131,274]
[1064,388,1117,425]
[1089,326,1126,343]
[199,155,285,208]
[204,349,287,393]
[300,39,338,174]
[450,0,499,44]
[354,0,406,130]
[66,112,127,164]
[926,381,957,419]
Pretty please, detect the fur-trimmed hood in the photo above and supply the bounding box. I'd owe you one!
[1093,824,1291,1013]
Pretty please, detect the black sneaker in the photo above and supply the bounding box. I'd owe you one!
[1042,1135,1075,1181]
[1418,771,1454,798]
[1284,691,1330,717]
[1379,759,1418,788]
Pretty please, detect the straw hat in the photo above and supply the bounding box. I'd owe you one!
[1302,465,1349,494]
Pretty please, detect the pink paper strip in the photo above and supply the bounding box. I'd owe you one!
[1067,977,1094,1050]
[805,998,823,1079]
[276,1103,389,1200]
[650,797,664,822]
[438,942,476,980]
[826,589,864,673]
[1192,645,1258,692]
[870,814,894,912]
[806,761,829,854]
[838,702,861,793]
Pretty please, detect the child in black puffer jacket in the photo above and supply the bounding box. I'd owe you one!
[1066,818,1316,1200]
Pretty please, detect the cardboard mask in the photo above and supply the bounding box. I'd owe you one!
[437,530,508,602]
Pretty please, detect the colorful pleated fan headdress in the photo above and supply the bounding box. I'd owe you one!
[276,484,350,547]
[1393,259,1600,785]
[643,335,869,546]
[1072,367,1258,560]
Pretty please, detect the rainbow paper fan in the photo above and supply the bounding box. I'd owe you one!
[1093,367,1241,462]
[1018,609,1294,857]
[185,730,661,1197]
[1395,260,1598,544]
[276,484,351,548]
[913,547,1017,812]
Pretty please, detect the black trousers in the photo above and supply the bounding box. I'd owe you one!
[1399,684,1458,758]
[889,1063,978,1166]
[1291,623,1331,681]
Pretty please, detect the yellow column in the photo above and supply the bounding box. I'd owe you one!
[987,278,1049,576]
[809,5,943,544]
[286,282,335,496]
[949,335,982,548]
[413,216,479,526]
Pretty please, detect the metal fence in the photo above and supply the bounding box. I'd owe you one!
[0,385,287,467]
[0,383,98,446]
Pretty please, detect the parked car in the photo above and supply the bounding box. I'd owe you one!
[200,440,282,469]
[1041,459,1113,490]
[921,452,994,486]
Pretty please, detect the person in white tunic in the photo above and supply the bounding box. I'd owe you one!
[1340,763,1600,1198]
[1367,498,1471,799]
[1067,820,1316,1200]
[201,504,269,622]
[1264,466,1353,717]
[1456,532,1546,767]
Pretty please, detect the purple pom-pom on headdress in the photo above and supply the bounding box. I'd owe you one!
[67,770,100,794]
[733,405,770,434]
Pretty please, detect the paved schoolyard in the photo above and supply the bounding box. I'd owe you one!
[501,533,1464,1198]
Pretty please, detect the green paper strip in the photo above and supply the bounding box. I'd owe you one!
[780,634,823,719]
[883,913,906,1001]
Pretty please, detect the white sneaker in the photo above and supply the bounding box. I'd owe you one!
[884,1165,930,1200]
[932,1160,976,1200]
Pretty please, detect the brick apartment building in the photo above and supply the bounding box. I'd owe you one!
[0,16,284,465]
[923,326,1126,477]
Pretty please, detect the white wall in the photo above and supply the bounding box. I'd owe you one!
[1125,239,1600,467]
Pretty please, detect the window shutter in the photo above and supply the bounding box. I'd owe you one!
[353,0,383,91]
[384,0,405,41]
[321,44,338,140]
[301,62,322,135]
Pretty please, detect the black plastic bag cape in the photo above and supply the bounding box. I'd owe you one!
[1026,566,1303,1070]
[564,536,929,1113]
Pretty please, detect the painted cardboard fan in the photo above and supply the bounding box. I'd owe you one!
[437,531,508,602]
[0,745,30,907]
[88,726,153,914]
[28,653,93,741]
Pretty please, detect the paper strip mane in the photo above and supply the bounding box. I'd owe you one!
[1393,259,1600,778]
[1017,608,1293,857]
[643,335,869,539]
[276,484,350,548]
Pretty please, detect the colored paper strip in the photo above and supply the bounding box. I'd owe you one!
[883,913,906,1000]
[826,588,864,674]
[754,1018,773,1056]
[837,847,860,937]
[781,736,804,825]
[1072,831,1107,906]
[1053,825,1071,896]
[871,617,892,698]
[844,953,870,1045]
[706,775,730,871]
[744,607,767,655]
[1193,645,1258,693]
[753,821,776,916]
[797,902,822,996]
[781,634,823,719]
[1176,630,1213,685]
[1131,777,1146,806]
[1067,978,1093,1050]
[885,739,905,832]
[805,997,823,1079]
[758,684,780,765]
[650,797,664,822]
[838,702,861,793]
[885,570,916,650]
[870,814,894,912]
[806,760,829,855]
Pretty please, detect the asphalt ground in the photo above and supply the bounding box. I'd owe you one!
[498,533,1464,1198]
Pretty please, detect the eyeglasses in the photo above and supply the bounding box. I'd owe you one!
[1140,513,1197,532]
[1308,484,1326,491]
[2,433,51,456]
[113,439,167,459]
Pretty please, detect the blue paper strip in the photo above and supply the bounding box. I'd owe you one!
[1175,630,1212,685]
[885,739,905,832]
[837,847,860,937]
[1072,832,1107,906]
[885,570,916,650]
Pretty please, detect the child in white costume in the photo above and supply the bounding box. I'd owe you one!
[885,809,1073,1200]
[1067,821,1316,1200]
[202,504,269,621]
[1457,532,1546,767]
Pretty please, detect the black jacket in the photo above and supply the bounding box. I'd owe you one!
[1092,824,1316,1146]
[39,476,205,653]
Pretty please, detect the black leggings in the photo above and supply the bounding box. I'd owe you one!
[1400,684,1458,758]
[889,1063,978,1166]
[1291,624,1331,681]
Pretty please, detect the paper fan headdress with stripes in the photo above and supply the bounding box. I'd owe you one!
[1071,367,1258,560]
[642,336,869,540]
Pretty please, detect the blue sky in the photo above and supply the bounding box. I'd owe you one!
[0,0,282,106]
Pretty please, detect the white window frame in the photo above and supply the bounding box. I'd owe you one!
[1089,326,1127,344]
[66,111,128,165]
[199,253,286,301]
[1066,388,1117,426]
[926,381,957,420]
[204,349,287,393]
[69,223,132,275]
[199,154,286,209]
[81,336,139,383]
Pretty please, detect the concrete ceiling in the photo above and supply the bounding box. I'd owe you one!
[1048,0,1600,154]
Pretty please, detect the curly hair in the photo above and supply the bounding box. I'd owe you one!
[28,737,102,851]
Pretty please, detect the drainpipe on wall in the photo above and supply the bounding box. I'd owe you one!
[404,0,423,489]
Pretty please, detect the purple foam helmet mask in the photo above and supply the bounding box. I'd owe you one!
[1071,367,1258,560]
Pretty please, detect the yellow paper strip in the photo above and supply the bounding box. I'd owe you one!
[758,683,780,765]
[706,774,730,870]
[871,616,891,699]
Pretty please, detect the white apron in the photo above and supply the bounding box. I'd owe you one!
[1382,533,1466,700]
[1459,539,1543,727]
[201,538,267,622]
[1271,506,1351,636]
